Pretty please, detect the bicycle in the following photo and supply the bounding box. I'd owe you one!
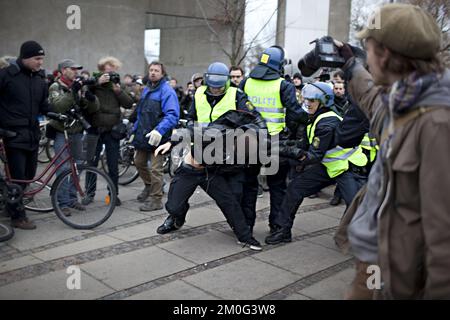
[0,111,117,230]
[100,119,188,184]
[0,160,21,242]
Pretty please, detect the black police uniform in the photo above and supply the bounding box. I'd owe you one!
[266,107,367,244]
[239,67,305,232]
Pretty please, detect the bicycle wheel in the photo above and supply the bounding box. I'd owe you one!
[51,165,116,229]
[0,222,14,242]
[114,144,139,186]
[118,147,139,184]
[24,181,53,213]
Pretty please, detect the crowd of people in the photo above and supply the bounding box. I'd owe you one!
[1,3,449,299]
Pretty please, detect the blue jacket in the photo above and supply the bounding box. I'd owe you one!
[132,78,179,150]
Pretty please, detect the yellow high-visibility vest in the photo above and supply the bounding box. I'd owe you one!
[307,111,368,178]
[244,78,285,135]
[194,86,237,126]
[360,133,379,163]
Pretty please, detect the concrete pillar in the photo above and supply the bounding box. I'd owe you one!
[276,0,287,48]
[328,0,352,42]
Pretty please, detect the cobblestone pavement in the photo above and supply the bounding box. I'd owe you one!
[0,176,354,300]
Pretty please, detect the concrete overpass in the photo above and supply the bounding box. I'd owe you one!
[0,0,351,85]
[0,0,235,85]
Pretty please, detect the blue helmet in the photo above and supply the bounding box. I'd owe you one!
[301,82,334,107]
[204,62,230,88]
[259,46,287,73]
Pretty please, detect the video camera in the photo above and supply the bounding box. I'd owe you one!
[298,36,346,77]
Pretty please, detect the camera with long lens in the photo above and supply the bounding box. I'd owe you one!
[75,76,97,86]
[298,36,346,77]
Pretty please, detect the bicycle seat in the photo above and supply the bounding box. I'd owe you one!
[0,128,17,138]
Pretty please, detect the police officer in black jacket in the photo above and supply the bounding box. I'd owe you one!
[0,41,49,230]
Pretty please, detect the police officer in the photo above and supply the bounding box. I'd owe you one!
[186,62,265,204]
[240,46,305,234]
[155,63,264,250]
[265,82,368,244]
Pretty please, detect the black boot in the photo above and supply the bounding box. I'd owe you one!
[265,228,292,245]
[156,215,185,235]
[269,223,282,234]
[329,195,342,206]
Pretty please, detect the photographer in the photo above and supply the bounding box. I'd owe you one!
[331,4,450,299]
[48,59,99,216]
[83,56,134,206]
[0,41,49,230]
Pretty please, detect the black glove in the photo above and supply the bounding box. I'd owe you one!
[71,80,83,93]
[338,44,355,63]
[84,90,96,102]
[279,145,306,159]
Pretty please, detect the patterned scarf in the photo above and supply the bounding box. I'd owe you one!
[382,72,438,115]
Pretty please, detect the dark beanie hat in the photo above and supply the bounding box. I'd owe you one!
[19,41,45,59]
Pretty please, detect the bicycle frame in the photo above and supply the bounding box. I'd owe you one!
[0,130,84,197]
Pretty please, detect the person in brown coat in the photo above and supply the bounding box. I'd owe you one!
[333,3,450,299]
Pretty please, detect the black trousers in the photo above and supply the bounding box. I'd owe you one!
[86,131,120,196]
[4,147,38,220]
[273,164,367,230]
[165,164,252,242]
[241,161,290,229]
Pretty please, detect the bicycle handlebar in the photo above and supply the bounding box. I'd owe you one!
[46,110,91,130]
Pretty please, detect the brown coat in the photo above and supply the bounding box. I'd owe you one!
[335,61,450,299]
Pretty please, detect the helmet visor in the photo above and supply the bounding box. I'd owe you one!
[205,74,229,88]
[301,84,324,101]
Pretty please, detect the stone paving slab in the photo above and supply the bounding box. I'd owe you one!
[298,267,355,300]
[0,269,114,300]
[105,219,169,242]
[157,230,246,265]
[305,234,342,253]
[183,257,300,300]
[284,293,313,300]
[311,206,346,220]
[183,205,227,228]
[6,219,93,252]
[126,280,218,300]
[80,246,196,291]
[0,255,44,274]
[292,210,341,233]
[95,207,149,230]
[254,240,348,278]
[32,235,123,261]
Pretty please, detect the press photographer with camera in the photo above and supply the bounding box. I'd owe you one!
[47,59,99,216]
[83,56,134,206]
[333,4,450,300]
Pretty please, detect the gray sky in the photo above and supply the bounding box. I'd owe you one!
[245,0,278,48]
